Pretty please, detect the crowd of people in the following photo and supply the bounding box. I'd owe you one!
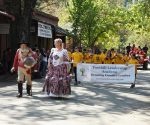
[69,44,148,65]
[67,43,149,87]
[0,39,149,97]
[0,42,148,77]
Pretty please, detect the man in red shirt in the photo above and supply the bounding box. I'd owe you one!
[11,41,36,97]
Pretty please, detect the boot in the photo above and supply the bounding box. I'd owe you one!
[130,83,135,88]
[16,82,23,98]
[26,85,32,96]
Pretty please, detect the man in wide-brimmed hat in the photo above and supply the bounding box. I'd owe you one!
[11,40,36,97]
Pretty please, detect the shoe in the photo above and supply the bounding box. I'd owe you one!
[27,85,32,96]
[17,82,23,98]
[16,94,22,98]
[130,83,135,88]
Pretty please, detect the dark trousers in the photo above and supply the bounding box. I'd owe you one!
[73,67,77,82]
[39,61,47,76]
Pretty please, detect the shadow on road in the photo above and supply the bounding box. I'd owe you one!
[0,71,149,123]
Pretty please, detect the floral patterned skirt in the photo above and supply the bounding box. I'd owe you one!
[43,63,71,96]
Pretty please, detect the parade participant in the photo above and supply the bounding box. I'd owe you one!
[92,50,102,64]
[114,53,124,64]
[131,44,138,54]
[122,53,130,64]
[128,54,139,88]
[104,50,113,64]
[99,49,107,64]
[110,48,117,63]
[11,40,36,97]
[126,43,131,54]
[143,44,148,54]
[72,47,83,85]
[43,38,71,97]
[84,48,93,63]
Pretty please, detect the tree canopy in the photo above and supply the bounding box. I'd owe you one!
[3,0,150,54]
[65,0,150,53]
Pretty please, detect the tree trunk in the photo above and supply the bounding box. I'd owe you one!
[4,0,37,54]
[4,0,21,53]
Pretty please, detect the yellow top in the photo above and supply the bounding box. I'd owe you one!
[114,54,125,64]
[92,54,102,64]
[111,51,116,58]
[84,53,93,63]
[128,58,139,74]
[104,58,112,64]
[99,53,106,64]
[122,55,130,63]
[67,51,72,61]
[72,52,83,67]
[128,58,139,64]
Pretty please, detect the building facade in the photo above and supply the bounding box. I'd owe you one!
[0,0,67,59]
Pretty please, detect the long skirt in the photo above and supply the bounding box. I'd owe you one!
[43,63,71,97]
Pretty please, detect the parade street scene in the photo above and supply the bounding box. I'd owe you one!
[0,66,150,125]
[0,0,150,125]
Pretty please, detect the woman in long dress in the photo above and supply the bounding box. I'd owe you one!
[43,38,71,97]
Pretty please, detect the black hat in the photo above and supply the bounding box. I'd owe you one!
[18,32,29,46]
[18,40,29,46]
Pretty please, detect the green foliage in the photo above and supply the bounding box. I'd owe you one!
[36,0,69,15]
[124,1,150,54]
[35,0,150,53]
[68,0,129,48]
[6,0,150,52]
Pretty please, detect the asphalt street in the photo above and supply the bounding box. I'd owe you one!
[0,68,150,125]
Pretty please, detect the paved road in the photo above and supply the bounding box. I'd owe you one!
[0,69,150,125]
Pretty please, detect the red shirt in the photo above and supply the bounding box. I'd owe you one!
[13,48,36,74]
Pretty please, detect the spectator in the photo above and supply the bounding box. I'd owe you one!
[126,43,131,54]
[39,48,48,77]
[143,44,148,54]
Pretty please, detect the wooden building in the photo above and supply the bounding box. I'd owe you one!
[0,0,67,59]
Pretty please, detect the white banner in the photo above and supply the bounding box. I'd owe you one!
[38,22,52,38]
[77,64,135,83]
